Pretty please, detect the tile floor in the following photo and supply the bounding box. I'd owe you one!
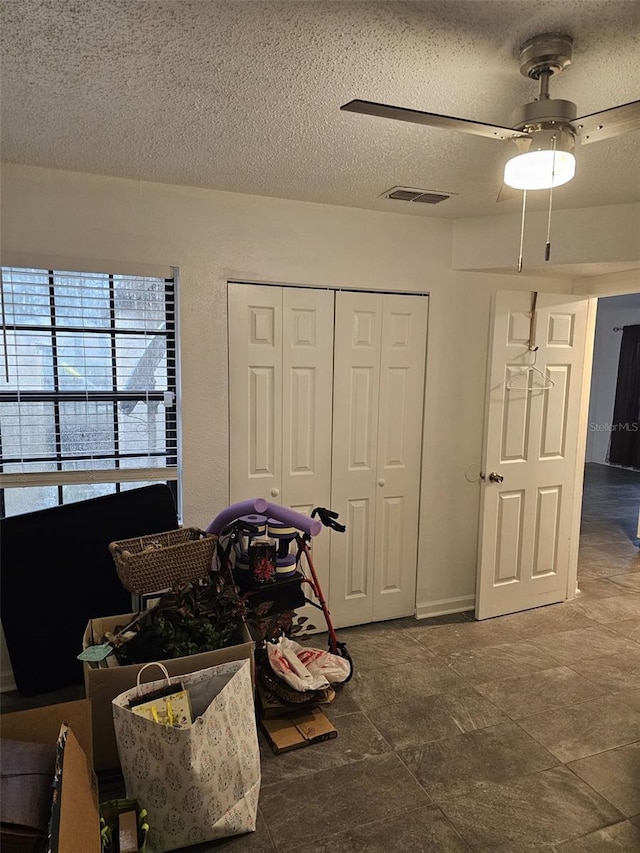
[2,462,639,851]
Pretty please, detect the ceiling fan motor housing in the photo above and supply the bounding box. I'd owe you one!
[518,33,573,79]
[510,98,578,151]
[512,33,578,144]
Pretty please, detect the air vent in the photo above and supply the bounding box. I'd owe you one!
[381,186,454,204]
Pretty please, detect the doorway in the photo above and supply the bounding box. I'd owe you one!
[578,292,640,594]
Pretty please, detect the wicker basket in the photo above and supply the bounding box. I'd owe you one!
[108,527,218,594]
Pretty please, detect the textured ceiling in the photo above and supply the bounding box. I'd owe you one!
[1,0,639,219]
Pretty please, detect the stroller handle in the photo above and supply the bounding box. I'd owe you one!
[206,498,322,537]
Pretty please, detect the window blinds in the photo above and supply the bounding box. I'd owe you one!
[0,267,178,514]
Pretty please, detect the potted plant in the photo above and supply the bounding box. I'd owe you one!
[112,572,312,666]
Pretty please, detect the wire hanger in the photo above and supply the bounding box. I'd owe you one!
[506,348,555,390]
[505,292,555,391]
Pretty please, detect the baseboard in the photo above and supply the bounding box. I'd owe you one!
[1,668,17,693]
[415,594,475,619]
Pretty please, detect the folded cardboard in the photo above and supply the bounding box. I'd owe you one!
[260,707,337,754]
[0,700,100,853]
[82,613,255,770]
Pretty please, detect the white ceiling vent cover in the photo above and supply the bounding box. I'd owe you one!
[381,186,455,204]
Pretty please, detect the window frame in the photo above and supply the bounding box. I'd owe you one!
[0,263,180,517]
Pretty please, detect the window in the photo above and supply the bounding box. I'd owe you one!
[0,266,178,517]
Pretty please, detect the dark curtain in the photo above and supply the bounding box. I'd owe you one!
[608,324,640,469]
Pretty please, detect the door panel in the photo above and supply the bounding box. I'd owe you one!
[229,283,333,632]
[476,290,594,620]
[373,294,428,621]
[331,291,428,627]
[229,284,283,502]
[230,283,428,630]
[281,288,334,612]
[330,292,382,627]
[282,288,334,508]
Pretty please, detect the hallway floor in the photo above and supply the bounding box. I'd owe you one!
[2,463,639,851]
[244,462,640,852]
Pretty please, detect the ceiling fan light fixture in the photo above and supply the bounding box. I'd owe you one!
[504,148,576,190]
[503,126,576,191]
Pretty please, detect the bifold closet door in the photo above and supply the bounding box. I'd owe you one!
[228,283,334,603]
[330,291,428,627]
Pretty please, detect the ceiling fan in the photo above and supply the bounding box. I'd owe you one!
[341,33,640,193]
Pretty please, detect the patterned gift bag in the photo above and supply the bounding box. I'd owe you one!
[112,659,260,853]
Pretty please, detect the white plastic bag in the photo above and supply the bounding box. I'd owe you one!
[267,636,351,692]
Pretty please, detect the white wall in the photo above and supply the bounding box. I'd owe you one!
[452,204,640,273]
[0,164,591,690]
[586,293,640,464]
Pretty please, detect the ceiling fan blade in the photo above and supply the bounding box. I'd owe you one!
[340,99,528,141]
[496,183,521,203]
[574,99,640,144]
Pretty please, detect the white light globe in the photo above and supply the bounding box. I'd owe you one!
[504,150,576,190]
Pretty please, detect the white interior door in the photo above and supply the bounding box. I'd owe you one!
[476,290,596,620]
[228,283,333,508]
[373,293,428,620]
[228,283,334,629]
[331,291,428,627]
[229,283,282,503]
[280,287,334,612]
[330,291,382,627]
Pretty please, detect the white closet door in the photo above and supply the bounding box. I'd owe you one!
[373,293,428,621]
[229,284,334,508]
[228,284,334,630]
[281,287,334,510]
[228,284,283,503]
[330,291,427,627]
[330,292,383,627]
[229,284,427,630]
[281,287,334,612]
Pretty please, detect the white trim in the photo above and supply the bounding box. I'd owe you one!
[0,467,178,488]
[415,594,475,619]
[567,297,598,600]
[1,668,17,693]
[1,252,173,280]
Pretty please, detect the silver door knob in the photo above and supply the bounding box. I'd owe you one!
[480,472,504,484]
[271,487,280,497]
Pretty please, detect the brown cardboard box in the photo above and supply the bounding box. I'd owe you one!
[82,613,255,770]
[1,700,101,853]
[260,707,337,754]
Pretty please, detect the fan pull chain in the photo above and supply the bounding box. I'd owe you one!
[545,135,557,262]
[518,189,527,273]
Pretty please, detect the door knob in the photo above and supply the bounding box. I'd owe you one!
[271,487,280,497]
[378,478,386,487]
[480,471,504,484]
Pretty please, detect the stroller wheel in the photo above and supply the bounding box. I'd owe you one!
[331,640,353,683]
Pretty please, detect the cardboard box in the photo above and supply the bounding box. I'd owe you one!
[1,700,101,853]
[260,707,337,754]
[82,613,255,770]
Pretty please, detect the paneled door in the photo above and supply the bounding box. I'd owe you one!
[476,290,596,620]
[330,291,428,627]
[228,283,428,628]
[228,283,334,609]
